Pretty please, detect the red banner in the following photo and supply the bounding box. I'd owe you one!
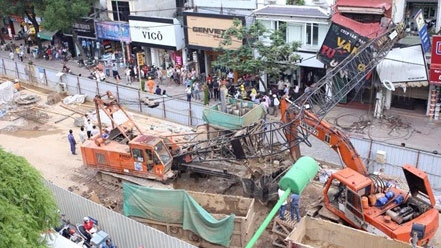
[431,36,441,65]
[430,36,441,84]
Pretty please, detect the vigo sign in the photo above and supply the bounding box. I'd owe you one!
[128,17,185,50]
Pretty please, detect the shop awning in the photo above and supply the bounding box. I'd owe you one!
[376,45,428,85]
[38,30,58,41]
[336,0,392,14]
[331,13,385,39]
[295,52,325,69]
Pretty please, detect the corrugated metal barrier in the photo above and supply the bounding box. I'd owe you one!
[45,180,197,248]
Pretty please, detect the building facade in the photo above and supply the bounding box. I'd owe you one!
[254,5,330,91]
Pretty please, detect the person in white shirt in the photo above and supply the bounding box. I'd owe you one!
[86,119,93,139]
[78,126,87,144]
[91,125,99,137]
[278,188,288,220]
[277,78,285,95]
[185,85,192,102]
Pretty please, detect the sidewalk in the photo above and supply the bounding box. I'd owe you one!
[0,38,191,100]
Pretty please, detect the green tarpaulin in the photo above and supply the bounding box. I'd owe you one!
[202,98,265,130]
[123,183,235,247]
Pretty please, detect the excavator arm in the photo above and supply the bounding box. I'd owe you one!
[294,110,367,174]
[284,23,405,174]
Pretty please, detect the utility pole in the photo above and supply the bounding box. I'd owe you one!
[115,0,126,66]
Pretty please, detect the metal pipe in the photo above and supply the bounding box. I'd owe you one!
[246,187,291,248]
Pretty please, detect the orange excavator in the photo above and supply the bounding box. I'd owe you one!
[280,23,438,246]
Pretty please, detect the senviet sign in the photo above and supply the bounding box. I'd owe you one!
[184,13,244,50]
[128,16,185,50]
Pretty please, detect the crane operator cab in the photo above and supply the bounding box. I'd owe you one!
[129,135,173,179]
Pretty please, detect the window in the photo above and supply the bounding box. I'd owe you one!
[96,153,106,164]
[111,1,130,21]
[154,141,172,164]
[306,23,319,46]
[132,149,143,162]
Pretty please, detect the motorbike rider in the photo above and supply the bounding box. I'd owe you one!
[101,238,116,248]
[80,217,93,242]
[62,65,71,74]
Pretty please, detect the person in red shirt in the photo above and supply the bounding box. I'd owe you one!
[83,217,93,231]
[81,217,93,241]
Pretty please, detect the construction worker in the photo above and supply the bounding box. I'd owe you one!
[278,187,287,220]
[280,95,287,122]
[67,129,77,155]
[290,193,301,222]
[147,77,155,94]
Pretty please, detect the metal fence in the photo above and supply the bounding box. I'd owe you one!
[45,181,197,248]
[0,57,205,127]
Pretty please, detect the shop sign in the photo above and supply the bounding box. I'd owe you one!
[137,52,144,66]
[429,66,441,85]
[414,9,431,54]
[103,40,112,54]
[430,36,441,85]
[96,21,130,42]
[185,14,243,50]
[9,15,24,23]
[175,55,182,66]
[72,18,96,38]
[317,22,367,68]
[128,17,185,50]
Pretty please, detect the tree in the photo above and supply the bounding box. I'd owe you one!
[0,0,45,49]
[40,0,94,59]
[0,0,92,57]
[0,148,59,247]
[286,0,305,5]
[214,19,301,88]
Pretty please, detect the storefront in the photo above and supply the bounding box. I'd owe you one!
[128,16,185,71]
[428,35,441,120]
[377,44,430,117]
[64,18,97,58]
[183,12,245,75]
[95,21,131,65]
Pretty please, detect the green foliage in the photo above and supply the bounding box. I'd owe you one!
[214,19,301,81]
[286,0,305,5]
[0,148,59,247]
[40,0,93,32]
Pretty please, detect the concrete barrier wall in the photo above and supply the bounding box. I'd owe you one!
[287,216,412,248]
[133,191,256,248]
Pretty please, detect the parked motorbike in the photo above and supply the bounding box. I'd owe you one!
[62,65,73,74]
[54,213,86,247]
[76,217,109,248]
[13,30,25,40]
